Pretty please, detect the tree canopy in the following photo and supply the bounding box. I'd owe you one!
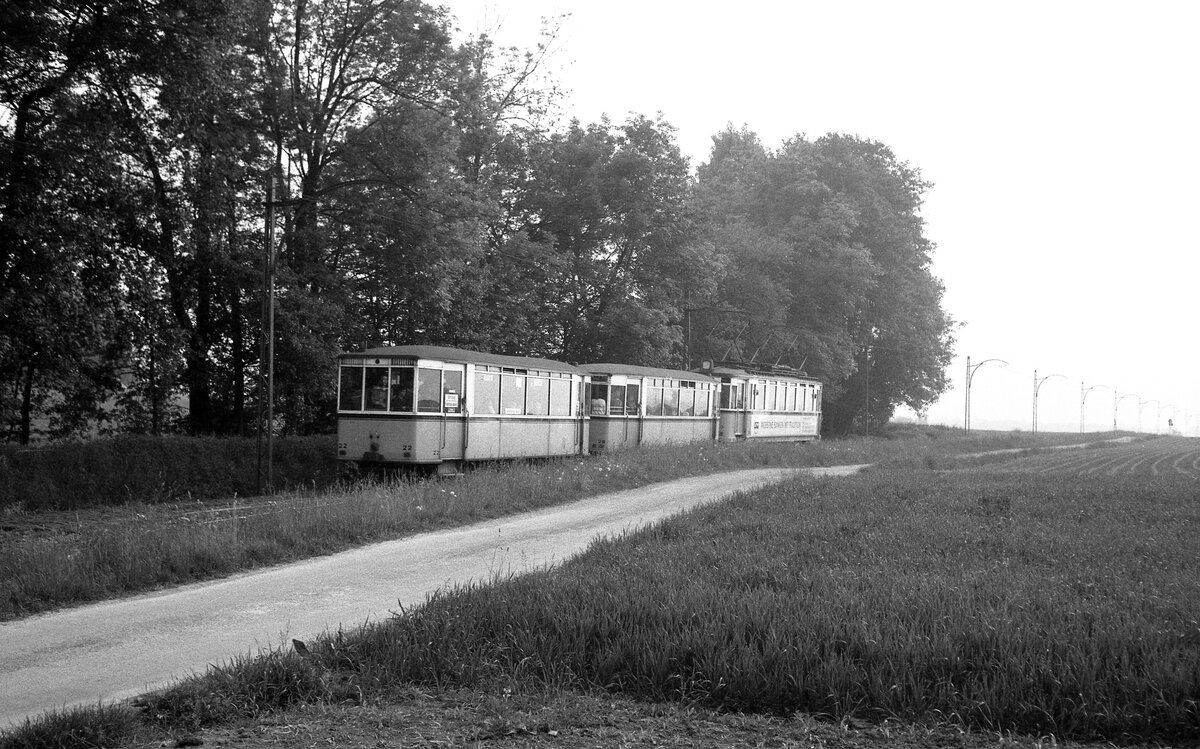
[1,1,954,442]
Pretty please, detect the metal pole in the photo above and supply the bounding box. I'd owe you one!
[257,171,277,495]
[1032,369,1038,434]
[1033,371,1065,435]
[1080,382,1085,434]
[267,188,276,493]
[964,356,971,432]
[1080,383,1106,434]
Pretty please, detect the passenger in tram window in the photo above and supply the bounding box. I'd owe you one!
[589,384,607,415]
[609,385,626,415]
[390,368,415,412]
[365,367,389,410]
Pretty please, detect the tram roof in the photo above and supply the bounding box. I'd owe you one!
[709,364,819,383]
[343,345,585,374]
[582,363,718,383]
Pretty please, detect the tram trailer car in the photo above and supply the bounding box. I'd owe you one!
[337,345,589,474]
[583,364,719,452]
[706,363,822,442]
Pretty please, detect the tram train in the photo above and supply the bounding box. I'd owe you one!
[336,345,822,474]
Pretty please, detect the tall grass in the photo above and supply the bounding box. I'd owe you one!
[0,430,1124,620]
[139,467,1199,743]
[0,704,136,749]
[0,435,340,511]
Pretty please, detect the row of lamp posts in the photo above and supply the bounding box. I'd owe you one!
[965,356,1193,435]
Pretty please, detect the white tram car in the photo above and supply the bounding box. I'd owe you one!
[335,346,823,472]
[583,364,719,452]
[706,363,822,442]
[337,345,588,474]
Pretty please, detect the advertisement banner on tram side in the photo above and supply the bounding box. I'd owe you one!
[749,414,819,438]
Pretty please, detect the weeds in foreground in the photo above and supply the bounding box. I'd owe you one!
[127,467,1199,744]
[0,703,135,749]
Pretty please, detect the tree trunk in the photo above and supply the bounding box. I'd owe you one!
[19,359,35,445]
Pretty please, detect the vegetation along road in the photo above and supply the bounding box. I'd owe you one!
[0,465,865,728]
[3,434,1196,748]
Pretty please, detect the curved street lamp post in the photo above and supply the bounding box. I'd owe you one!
[964,356,1008,434]
[1033,370,1066,434]
[1114,392,1137,431]
[1080,382,1108,433]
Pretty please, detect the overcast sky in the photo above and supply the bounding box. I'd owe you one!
[439,0,1199,434]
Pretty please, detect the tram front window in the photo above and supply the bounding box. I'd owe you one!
[389,367,414,412]
[364,367,389,411]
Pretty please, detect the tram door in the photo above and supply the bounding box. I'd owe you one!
[718,380,745,441]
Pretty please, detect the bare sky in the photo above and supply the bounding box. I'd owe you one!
[439,0,1199,434]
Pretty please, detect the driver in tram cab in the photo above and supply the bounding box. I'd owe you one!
[590,390,607,415]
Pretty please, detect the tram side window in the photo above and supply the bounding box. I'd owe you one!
[339,366,363,411]
[696,390,710,417]
[609,385,626,415]
[662,388,679,416]
[390,367,414,412]
[364,367,389,411]
[787,384,797,412]
[527,377,549,415]
[626,384,640,415]
[443,369,463,413]
[753,384,766,410]
[501,374,525,415]
[765,384,777,412]
[416,368,441,412]
[475,372,500,414]
[550,378,570,416]
[678,389,694,416]
[646,387,663,416]
[776,383,787,411]
[813,386,822,410]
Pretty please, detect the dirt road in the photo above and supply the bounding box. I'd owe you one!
[0,465,864,728]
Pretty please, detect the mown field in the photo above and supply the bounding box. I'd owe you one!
[3,433,1197,749]
[963,436,1200,478]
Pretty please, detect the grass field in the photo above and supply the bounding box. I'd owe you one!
[0,428,1111,621]
[3,433,1197,748]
